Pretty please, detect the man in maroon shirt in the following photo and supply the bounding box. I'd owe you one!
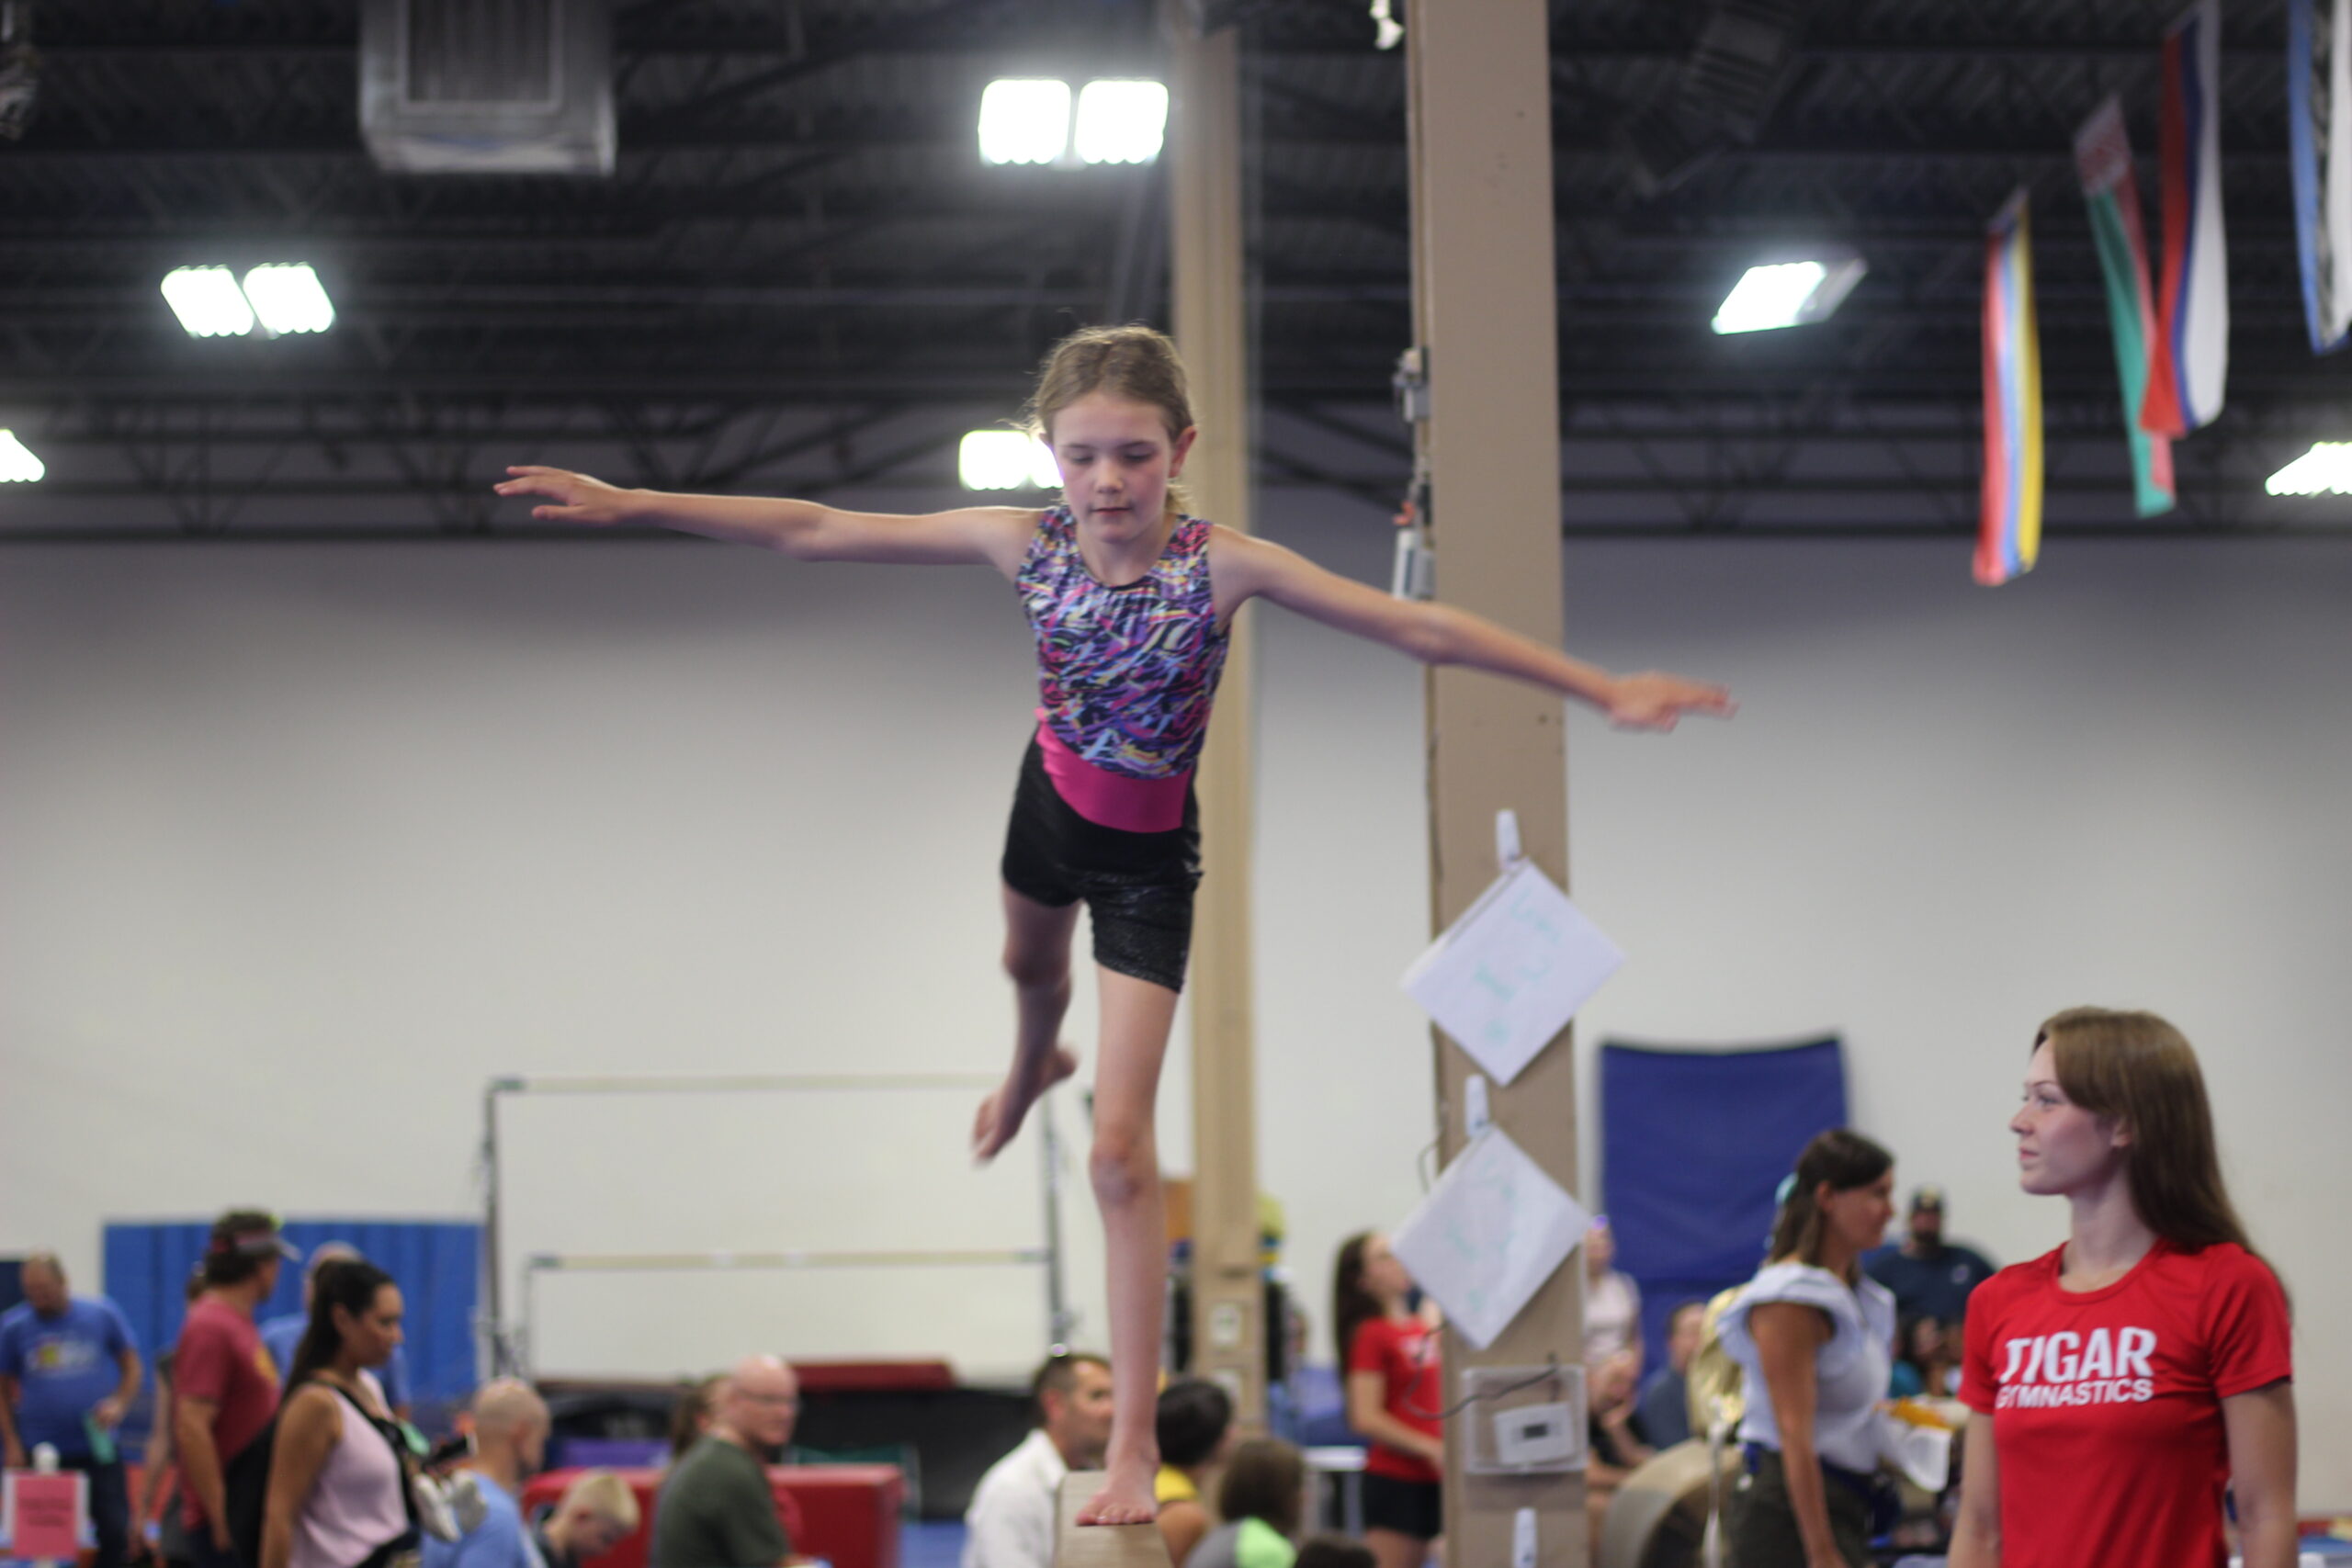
[174,1211,298,1568]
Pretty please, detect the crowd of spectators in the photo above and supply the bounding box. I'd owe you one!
[5,1209,1405,1568]
[3,1185,2005,1568]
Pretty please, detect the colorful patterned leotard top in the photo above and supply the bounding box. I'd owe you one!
[1016,504,1229,832]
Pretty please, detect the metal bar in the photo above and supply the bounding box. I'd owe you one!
[481,1080,510,1376]
[485,1066,1062,1370]
[526,1248,1052,1271]
[487,1071,999,1095]
[1040,1095,1073,1348]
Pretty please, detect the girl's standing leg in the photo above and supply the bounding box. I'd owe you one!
[1075,966,1182,1525]
[974,884,1083,1159]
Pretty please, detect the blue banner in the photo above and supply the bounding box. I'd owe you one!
[1599,1037,1848,1373]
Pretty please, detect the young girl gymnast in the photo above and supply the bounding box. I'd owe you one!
[495,323,1734,1526]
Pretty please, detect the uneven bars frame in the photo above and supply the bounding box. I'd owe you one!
[518,1247,1057,1375]
[480,1072,1074,1376]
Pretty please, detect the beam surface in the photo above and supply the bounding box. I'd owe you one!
[1055,1473,1175,1568]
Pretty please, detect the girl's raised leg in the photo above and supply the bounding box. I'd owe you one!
[974,883,1084,1161]
[1076,966,1181,1526]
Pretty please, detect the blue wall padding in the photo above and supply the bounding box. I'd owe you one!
[1598,1037,1847,1377]
[104,1219,480,1405]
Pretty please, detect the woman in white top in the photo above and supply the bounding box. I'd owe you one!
[1717,1130,1897,1568]
[261,1260,414,1568]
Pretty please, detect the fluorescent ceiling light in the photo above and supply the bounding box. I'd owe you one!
[2266,442,2352,495]
[162,265,256,337]
[0,429,43,482]
[242,265,334,334]
[1712,254,1867,333]
[959,431,1061,491]
[1075,80,1167,164]
[978,79,1071,165]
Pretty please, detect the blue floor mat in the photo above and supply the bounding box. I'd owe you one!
[901,1519,967,1568]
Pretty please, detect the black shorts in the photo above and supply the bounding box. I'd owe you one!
[1000,737,1200,992]
[1359,1471,1442,1540]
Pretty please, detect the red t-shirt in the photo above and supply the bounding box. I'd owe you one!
[1348,1316,1442,1483]
[1959,1239,2291,1568]
[175,1297,283,1531]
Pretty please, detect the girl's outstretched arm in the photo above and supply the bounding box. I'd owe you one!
[1211,529,1733,729]
[493,467,1038,574]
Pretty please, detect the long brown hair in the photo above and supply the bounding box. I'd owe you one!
[289,1259,392,1390]
[2036,1007,2266,1264]
[1330,1232,1384,1370]
[1767,1129,1893,1276]
[1023,323,1195,519]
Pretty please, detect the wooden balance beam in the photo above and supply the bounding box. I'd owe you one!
[1053,1473,1174,1568]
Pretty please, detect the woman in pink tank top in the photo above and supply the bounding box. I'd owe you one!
[261,1262,414,1568]
[496,323,1735,1527]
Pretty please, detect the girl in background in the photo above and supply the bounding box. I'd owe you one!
[1332,1233,1442,1568]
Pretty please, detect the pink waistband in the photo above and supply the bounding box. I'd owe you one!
[1035,716,1193,833]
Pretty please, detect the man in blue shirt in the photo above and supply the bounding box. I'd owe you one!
[424,1380,552,1568]
[259,1242,413,1418]
[1861,1185,1997,1325]
[0,1254,144,1568]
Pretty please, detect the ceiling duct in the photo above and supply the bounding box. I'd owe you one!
[1614,0,1808,197]
[359,0,614,175]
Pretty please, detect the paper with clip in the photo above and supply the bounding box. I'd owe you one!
[1390,1126,1590,1350]
[1402,858,1623,1086]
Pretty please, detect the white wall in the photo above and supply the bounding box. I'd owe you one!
[2,509,2345,1501]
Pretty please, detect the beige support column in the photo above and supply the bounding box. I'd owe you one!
[1164,5,1265,1428]
[1406,1,1587,1563]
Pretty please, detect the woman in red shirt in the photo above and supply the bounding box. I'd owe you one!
[1950,1008,2297,1568]
[1333,1233,1442,1568]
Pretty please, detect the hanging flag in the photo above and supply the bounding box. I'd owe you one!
[2074,98,2177,516]
[1977,190,2042,587]
[2143,0,2230,435]
[2289,0,2352,352]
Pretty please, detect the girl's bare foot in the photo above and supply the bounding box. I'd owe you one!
[972,1043,1078,1161]
[1075,1458,1159,1527]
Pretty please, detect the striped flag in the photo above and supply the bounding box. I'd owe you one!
[2142,0,2230,435]
[2289,0,2352,353]
[2074,98,2177,516]
[1978,190,2042,587]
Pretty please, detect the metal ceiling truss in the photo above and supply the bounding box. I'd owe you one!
[3,0,2347,540]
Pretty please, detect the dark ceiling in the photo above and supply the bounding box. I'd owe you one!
[3,0,2349,538]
